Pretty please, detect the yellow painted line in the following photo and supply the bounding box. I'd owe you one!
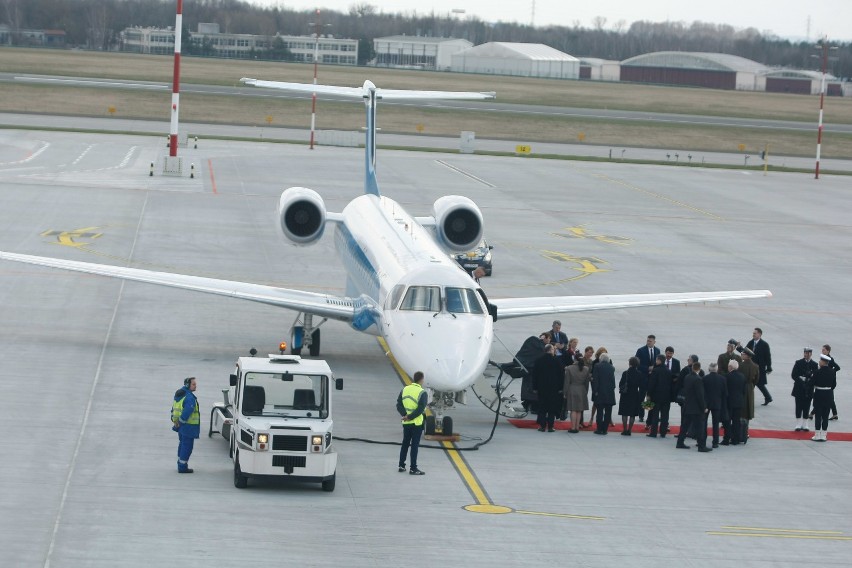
[377,337,606,522]
[441,440,491,506]
[721,526,842,534]
[378,337,493,505]
[516,510,605,521]
[708,532,852,541]
[594,173,724,221]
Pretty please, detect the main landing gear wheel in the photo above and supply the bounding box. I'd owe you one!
[424,415,437,436]
[441,416,453,437]
[309,329,321,356]
[322,473,336,492]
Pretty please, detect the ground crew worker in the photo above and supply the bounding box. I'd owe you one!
[172,377,200,473]
[397,371,428,475]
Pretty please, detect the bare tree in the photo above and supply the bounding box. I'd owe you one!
[349,3,376,18]
[3,0,22,44]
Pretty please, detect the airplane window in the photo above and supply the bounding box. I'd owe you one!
[400,286,441,311]
[445,287,484,314]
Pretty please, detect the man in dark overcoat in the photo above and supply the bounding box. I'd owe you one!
[703,363,728,448]
[746,327,773,405]
[532,345,564,432]
[676,362,711,452]
[722,360,747,445]
[591,353,616,435]
[647,355,673,438]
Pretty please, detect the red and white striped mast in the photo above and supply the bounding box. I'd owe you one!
[169,0,183,158]
[309,9,321,150]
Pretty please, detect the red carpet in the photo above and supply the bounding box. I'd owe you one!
[507,419,852,442]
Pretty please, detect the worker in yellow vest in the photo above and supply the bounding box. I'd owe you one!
[172,377,200,473]
[396,371,428,475]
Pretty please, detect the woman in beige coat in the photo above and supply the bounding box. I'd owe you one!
[564,358,591,433]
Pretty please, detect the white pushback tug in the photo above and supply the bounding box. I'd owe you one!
[209,350,343,491]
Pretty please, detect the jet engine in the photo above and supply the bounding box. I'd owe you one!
[278,187,326,245]
[432,195,484,253]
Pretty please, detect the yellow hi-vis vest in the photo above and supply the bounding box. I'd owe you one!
[172,394,200,425]
[401,383,425,426]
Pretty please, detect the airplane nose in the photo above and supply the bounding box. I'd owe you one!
[425,358,466,389]
[387,315,491,392]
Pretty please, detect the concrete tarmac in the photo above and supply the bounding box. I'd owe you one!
[0,126,851,567]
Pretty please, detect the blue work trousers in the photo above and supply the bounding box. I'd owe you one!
[177,434,195,471]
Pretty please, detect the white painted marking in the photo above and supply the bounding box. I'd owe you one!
[435,159,496,188]
[71,144,95,165]
[0,141,50,166]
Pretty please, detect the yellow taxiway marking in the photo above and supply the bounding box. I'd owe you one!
[552,225,632,246]
[503,247,610,289]
[594,173,724,221]
[380,337,605,521]
[709,526,851,540]
[42,227,104,248]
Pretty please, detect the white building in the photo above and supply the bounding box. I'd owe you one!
[579,58,621,81]
[119,24,358,64]
[372,36,472,71]
[451,42,579,79]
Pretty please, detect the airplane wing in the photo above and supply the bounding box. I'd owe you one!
[0,251,356,321]
[240,78,496,101]
[490,290,772,320]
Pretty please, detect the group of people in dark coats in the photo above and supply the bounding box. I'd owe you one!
[521,326,840,446]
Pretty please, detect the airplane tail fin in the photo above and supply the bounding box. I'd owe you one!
[240,78,495,197]
[363,83,379,196]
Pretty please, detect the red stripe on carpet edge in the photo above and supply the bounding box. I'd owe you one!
[506,419,852,442]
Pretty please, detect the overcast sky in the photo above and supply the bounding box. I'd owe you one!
[247,0,851,41]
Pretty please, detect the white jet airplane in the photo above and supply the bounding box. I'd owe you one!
[0,79,770,433]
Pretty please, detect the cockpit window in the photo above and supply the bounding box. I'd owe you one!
[386,284,406,310]
[400,286,441,311]
[445,287,484,314]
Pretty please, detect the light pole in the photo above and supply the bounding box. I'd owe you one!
[308,10,330,150]
[813,37,837,179]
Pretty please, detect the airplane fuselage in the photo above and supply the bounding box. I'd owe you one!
[333,194,493,392]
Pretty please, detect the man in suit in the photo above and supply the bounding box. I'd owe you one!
[791,347,818,431]
[549,320,568,359]
[676,362,711,452]
[634,334,660,422]
[703,363,728,448]
[722,360,746,445]
[746,327,773,405]
[663,346,681,380]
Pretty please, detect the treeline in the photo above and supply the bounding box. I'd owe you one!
[3,0,851,77]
